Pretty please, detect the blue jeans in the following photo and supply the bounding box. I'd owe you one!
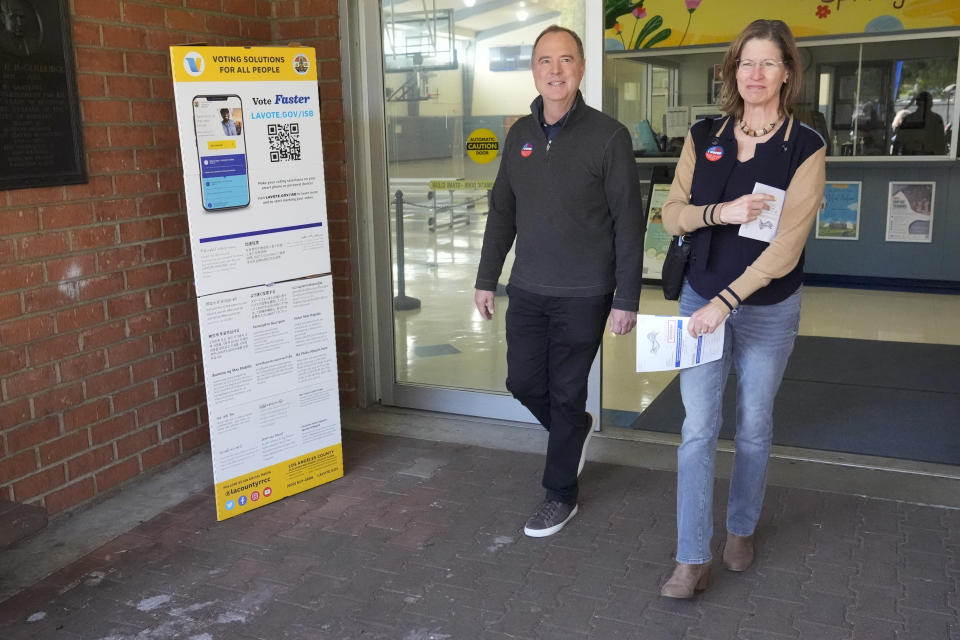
[674,279,801,564]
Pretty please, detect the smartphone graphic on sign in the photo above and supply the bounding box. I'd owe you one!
[192,95,250,211]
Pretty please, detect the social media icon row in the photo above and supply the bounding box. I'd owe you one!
[224,486,273,510]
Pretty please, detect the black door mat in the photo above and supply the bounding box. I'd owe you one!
[612,337,960,466]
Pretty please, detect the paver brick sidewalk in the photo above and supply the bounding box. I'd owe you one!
[1,430,958,639]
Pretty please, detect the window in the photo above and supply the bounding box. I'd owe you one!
[489,45,532,72]
[603,34,959,159]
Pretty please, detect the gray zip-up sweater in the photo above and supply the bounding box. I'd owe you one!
[474,92,645,311]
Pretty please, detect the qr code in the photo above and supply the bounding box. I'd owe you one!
[267,123,301,162]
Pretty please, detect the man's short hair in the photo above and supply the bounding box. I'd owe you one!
[533,25,584,61]
[220,108,230,116]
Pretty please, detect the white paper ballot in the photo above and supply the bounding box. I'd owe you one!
[739,182,786,243]
[635,314,725,373]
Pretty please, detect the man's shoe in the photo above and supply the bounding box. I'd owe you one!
[722,533,755,572]
[660,562,712,598]
[577,413,594,477]
[523,500,578,538]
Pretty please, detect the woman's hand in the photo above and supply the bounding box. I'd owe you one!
[687,302,729,338]
[719,193,776,225]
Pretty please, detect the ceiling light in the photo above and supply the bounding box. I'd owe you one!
[517,9,529,20]
[463,0,475,6]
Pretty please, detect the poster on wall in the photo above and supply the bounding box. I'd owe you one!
[816,181,861,240]
[170,46,329,297]
[886,181,934,243]
[642,183,673,280]
[198,276,342,521]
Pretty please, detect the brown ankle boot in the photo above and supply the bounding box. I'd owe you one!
[722,533,754,572]
[660,562,711,598]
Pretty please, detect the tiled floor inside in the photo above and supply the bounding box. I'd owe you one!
[389,186,960,419]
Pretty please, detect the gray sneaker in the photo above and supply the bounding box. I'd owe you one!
[523,500,578,537]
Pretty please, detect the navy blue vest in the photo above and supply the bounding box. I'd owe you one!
[685,116,822,305]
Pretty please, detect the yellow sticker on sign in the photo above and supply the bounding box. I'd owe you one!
[213,443,343,521]
[466,128,499,164]
[428,180,495,191]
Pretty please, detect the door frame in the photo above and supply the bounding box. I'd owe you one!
[343,0,604,423]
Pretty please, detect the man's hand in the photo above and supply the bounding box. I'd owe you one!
[609,309,637,335]
[686,302,729,338]
[474,289,495,320]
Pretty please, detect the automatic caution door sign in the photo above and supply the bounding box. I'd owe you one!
[466,128,499,164]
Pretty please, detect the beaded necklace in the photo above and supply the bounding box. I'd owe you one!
[739,117,781,137]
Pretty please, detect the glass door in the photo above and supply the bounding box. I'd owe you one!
[372,0,598,420]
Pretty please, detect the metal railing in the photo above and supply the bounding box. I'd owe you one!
[390,181,491,311]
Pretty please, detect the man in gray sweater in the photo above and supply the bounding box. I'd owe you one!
[474,25,645,537]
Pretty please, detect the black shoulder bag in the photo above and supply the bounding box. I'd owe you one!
[661,234,691,300]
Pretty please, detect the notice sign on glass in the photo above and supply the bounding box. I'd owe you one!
[0,0,86,190]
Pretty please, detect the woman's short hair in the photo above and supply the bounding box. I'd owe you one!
[719,19,804,119]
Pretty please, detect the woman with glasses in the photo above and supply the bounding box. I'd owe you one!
[658,19,826,598]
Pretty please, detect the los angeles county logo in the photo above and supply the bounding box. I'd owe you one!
[521,142,534,158]
[705,145,724,161]
[292,53,310,75]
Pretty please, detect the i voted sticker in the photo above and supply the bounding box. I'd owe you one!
[521,142,534,158]
[705,145,724,161]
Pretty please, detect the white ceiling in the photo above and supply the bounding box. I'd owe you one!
[381,0,553,36]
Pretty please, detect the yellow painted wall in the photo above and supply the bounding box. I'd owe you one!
[605,0,960,50]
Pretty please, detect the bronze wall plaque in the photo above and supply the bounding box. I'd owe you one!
[0,0,86,190]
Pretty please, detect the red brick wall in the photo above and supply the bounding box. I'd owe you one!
[0,0,353,516]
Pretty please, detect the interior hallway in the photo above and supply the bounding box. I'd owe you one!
[389,191,960,421]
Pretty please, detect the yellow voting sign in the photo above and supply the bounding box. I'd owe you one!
[466,129,499,164]
[171,46,318,82]
[171,45,342,522]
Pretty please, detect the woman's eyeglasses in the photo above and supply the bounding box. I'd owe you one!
[736,59,784,73]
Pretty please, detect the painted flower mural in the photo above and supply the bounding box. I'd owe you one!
[679,0,703,45]
[604,0,707,49]
[602,0,959,49]
[604,0,672,50]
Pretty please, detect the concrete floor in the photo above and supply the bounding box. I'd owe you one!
[2,409,960,639]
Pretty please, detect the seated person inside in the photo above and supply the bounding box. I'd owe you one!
[891,91,946,155]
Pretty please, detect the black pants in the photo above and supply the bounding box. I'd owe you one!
[505,285,613,505]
